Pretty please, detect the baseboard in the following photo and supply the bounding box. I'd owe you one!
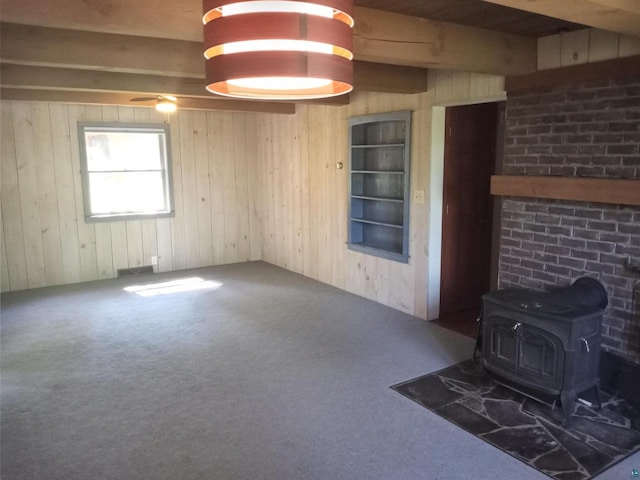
[117,266,154,277]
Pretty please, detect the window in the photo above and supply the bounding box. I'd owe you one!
[78,122,174,222]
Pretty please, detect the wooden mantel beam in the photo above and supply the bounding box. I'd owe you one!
[491,175,640,207]
[479,0,640,37]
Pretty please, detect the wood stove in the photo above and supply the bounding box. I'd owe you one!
[478,277,608,424]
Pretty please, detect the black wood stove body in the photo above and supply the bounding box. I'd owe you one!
[479,277,608,424]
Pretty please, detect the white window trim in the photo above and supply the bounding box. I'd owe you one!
[78,122,175,223]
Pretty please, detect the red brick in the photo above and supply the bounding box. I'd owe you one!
[527,146,552,155]
[545,244,573,255]
[559,237,586,248]
[525,166,551,175]
[594,133,624,143]
[558,256,587,269]
[609,121,640,132]
[552,145,578,154]
[603,166,637,178]
[545,264,571,276]
[560,217,587,228]
[550,166,577,176]
[539,155,567,165]
[574,228,601,240]
[565,134,593,144]
[576,166,605,176]
[607,145,638,155]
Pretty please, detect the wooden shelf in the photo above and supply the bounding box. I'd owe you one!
[348,111,411,263]
[351,143,405,149]
[490,175,640,207]
[351,218,403,229]
[352,195,404,203]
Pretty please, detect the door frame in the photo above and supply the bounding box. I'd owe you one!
[427,97,505,321]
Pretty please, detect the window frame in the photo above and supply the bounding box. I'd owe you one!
[78,121,175,223]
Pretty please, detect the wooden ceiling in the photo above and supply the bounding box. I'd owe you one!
[1,0,639,113]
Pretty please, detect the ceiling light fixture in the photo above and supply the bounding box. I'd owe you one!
[155,96,178,113]
[202,0,354,100]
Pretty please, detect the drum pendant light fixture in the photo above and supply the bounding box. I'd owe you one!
[202,0,354,100]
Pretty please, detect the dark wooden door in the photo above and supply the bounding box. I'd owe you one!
[440,102,498,317]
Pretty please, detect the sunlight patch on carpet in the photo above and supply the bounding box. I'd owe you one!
[124,277,223,297]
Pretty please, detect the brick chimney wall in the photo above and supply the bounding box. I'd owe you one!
[499,76,640,363]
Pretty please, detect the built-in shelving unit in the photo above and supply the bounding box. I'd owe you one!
[348,111,411,263]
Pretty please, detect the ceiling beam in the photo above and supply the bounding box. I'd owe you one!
[0,64,350,106]
[1,64,208,98]
[0,0,203,42]
[2,0,538,78]
[0,88,297,114]
[0,22,203,78]
[354,62,428,93]
[478,0,640,37]
[1,23,429,96]
[352,6,537,75]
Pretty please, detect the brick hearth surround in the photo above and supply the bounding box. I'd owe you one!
[498,75,640,363]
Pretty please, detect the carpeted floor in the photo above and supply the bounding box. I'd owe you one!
[2,261,639,480]
[392,360,640,480]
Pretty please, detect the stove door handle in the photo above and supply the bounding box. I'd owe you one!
[581,337,590,353]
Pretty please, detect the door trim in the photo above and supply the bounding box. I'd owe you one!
[427,97,505,321]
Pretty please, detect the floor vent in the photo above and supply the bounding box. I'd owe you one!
[117,266,154,278]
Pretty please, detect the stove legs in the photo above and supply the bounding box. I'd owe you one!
[560,390,576,426]
[560,383,603,426]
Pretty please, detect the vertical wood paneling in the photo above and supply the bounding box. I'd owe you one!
[100,106,129,273]
[12,102,47,288]
[0,207,9,291]
[588,29,620,63]
[619,34,640,56]
[49,103,82,284]
[136,108,160,269]
[220,114,239,265]
[310,106,328,283]
[560,29,590,66]
[539,28,638,71]
[246,114,262,262]
[332,106,348,290]
[538,35,562,70]
[1,103,28,290]
[232,113,251,263]
[412,93,431,319]
[68,104,100,281]
[257,76,506,319]
[31,103,65,286]
[168,112,186,271]
[193,110,213,266]
[257,115,274,264]
[1,101,261,292]
[84,105,112,279]
[206,112,227,265]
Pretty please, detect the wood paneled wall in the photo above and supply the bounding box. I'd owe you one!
[1,101,261,292]
[1,72,504,321]
[257,71,505,319]
[538,28,640,70]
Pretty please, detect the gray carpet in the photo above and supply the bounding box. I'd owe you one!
[1,261,638,480]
